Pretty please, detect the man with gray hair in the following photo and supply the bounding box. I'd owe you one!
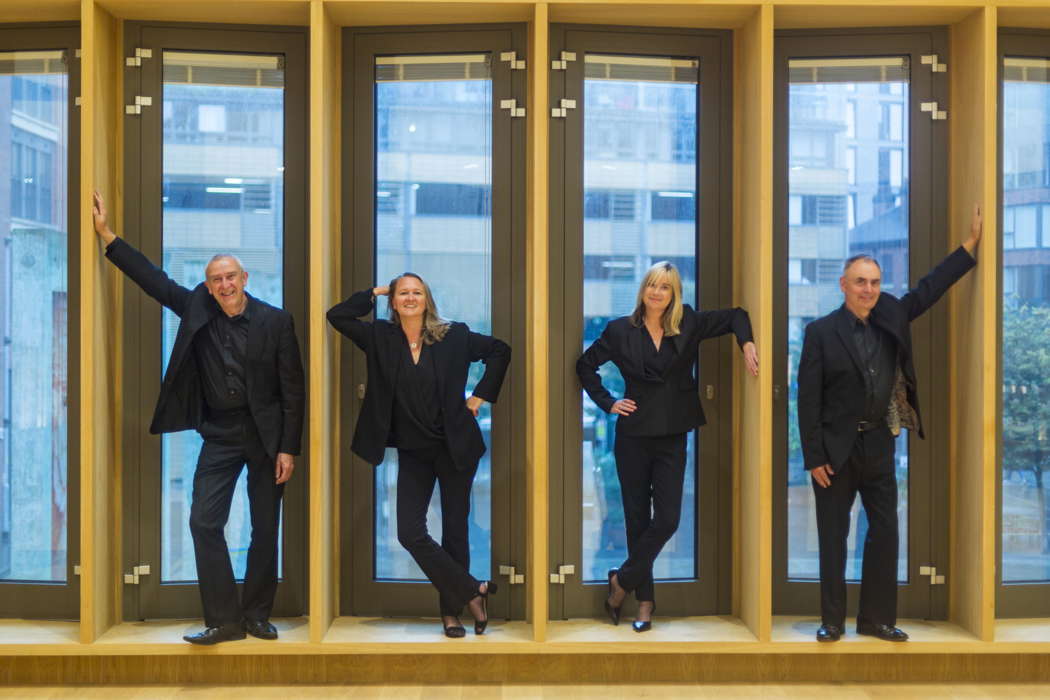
[92,192,304,645]
[797,206,982,642]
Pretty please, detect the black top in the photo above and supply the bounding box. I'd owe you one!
[642,327,677,380]
[196,306,251,412]
[847,309,897,423]
[391,343,445,450]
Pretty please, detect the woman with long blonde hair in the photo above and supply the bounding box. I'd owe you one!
[577,261,758,631]
[328,272,511,638]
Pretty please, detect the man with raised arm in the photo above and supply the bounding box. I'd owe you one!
[797,205,982,643]
[92,192,305,645]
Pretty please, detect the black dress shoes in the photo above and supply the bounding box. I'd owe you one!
[472,580,498,635]
[856,623,909,642]
[244,618,279,640]
[816,624,842,642]
[632,620,652,633]
[183,623,246,645]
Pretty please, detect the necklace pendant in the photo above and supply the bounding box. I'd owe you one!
[410,341,418,349]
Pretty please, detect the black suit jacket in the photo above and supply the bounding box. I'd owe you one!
[106,237,306,458]
[327,289,511,471]
[576,305,753,436]
[797,246,976,471]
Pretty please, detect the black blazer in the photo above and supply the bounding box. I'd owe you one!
[106,237,306,458]
[327,289,511,471]
[797,246,976,471]
[576,305,753,437]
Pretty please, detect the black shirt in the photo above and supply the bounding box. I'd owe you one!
[641,327,677,379]
[391,342,445,450]
[196,302,251,413]
[848,309,896,423]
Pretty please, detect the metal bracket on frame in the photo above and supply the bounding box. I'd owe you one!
[919,565,946,585]
[550,564,575,584]
[551,98,576,118]
[500,98,525,118]
[73,564,81,576]
[125,47,153,67]
[552,51,576,71]
[500,51,526,70]
[123,564,152,585]
[920,54,947,73]
[920,101,947,121]
[125,95,153,115]
[499,564,525,585]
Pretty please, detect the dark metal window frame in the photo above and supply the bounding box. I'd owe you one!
[548,23,734,620]
[0,22,81,621]
[121,20,308,621]
[339,24,528,619]
[772,26,950,620]
[996,27,1050,618]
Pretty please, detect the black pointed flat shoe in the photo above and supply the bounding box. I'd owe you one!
[633,601,654,632]
[444,623,466,638]
[183,623,246,645]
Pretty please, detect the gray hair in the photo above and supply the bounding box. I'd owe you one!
[842,254,880,275]
[205,254,245,277]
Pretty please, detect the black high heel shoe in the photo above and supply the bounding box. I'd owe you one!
[472,581,498,635]
[604,569,623,626]
[632,601,655,633]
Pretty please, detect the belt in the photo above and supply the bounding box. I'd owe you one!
[857,420,882,432]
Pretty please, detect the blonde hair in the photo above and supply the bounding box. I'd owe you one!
[630,261,684,336]
[388,272,450,344]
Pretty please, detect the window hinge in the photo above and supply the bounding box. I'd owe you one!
[551,98,576,119]
[126,95,153,115]
[74,97,82,107]
[500,51,525,70]
[73,564,81,576]
[500,98,525,118]
[356,383,366,400]
[125,47,153,67]
[920,54,947,73]
[920,565,945,585]
[499,564,525,585]
[706,384,714,400]
[550,564,575,584]
[920,101,947,121]
[74,49,82,59]
[552,51,576,71]
[773,384,783,401]
[123,563,151,585]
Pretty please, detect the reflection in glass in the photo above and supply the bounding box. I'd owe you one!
[581,54,698,583]
[373,54,493,581]
[160,52,285,582]
[0,51,69,582]
[1002,57,1050,583]
[786,57,910,582]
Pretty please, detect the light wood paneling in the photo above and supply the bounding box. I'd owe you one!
[948,6,996,643]
[308,0,342,645]
[80,0,123,645]
[775,4,980,29]
[0,1,79,22]
[732,5,773,643]
[324,1,533,26]
[96,0,310,24]
[548,2,759,29]
[526,1,549,641]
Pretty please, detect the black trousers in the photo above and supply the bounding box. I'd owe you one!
[396,444,481,617]
[613,431,688,603]
[812,425,898,629]
[189,414,284,628]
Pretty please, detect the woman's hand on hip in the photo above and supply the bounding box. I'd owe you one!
[466,395,485,417]
[610,399,637,416]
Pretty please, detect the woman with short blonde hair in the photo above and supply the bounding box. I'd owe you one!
[577,260,758,632]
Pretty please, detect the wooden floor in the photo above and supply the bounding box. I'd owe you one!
[0,684,1048,699]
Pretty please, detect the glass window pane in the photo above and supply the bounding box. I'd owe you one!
[581,53,698,584]
[0,50,68,583]
[1002,57,1050,583]
[160,51,285,583]
[373,54,493,582]
[787,56,910,583]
